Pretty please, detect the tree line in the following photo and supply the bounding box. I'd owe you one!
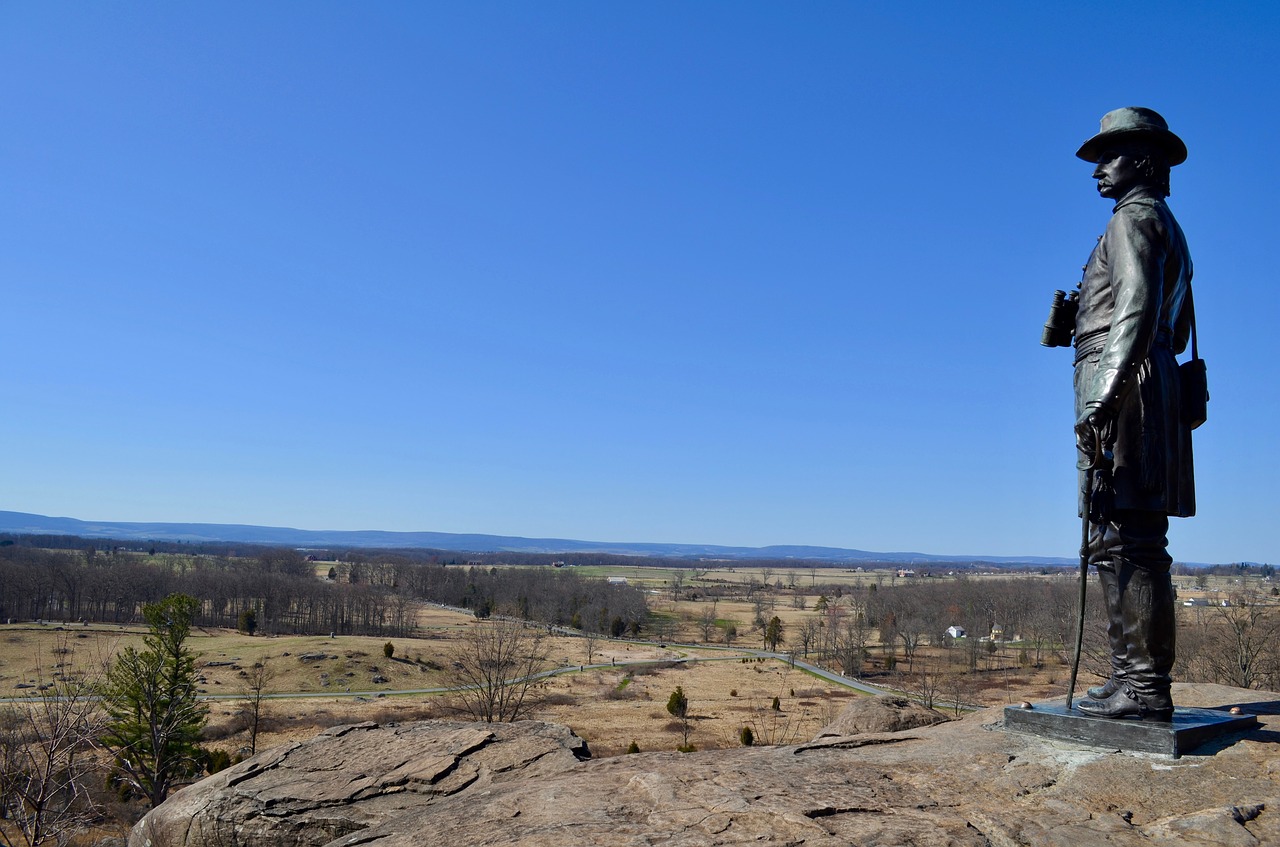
[758,573,1280,694]
[0,544,648,639]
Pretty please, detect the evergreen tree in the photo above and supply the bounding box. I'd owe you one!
[100,594,207,807]
[765,616,785,651]
[666,686,691,748]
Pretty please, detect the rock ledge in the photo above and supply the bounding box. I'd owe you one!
[132,686,1280,847]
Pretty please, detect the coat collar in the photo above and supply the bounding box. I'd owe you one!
[1112,186,1165,213]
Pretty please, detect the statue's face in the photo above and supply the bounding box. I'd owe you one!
[1092,149,1145,199]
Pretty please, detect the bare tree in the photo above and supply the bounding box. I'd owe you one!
[904,655,943,711]
[239,659,275,756]
[941,671,970,717]
[819,600,846,660]
[696,602,719,644]
[743,695,803,746]
[669,570,687,601]
[797,618,821,659]
[582,630,600,665]
[751,595,768,633]
[835,612,870,677]
[0,650,105,847]
[1190,590,1280,689]
[449,621,550,722]
[894,609,927,672]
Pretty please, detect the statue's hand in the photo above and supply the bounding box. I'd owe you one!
[1075,404,1115,470]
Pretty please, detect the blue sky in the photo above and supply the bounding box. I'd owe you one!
[3,2,1277,563]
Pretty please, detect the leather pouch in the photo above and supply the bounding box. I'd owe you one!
[1180,357,1207,429]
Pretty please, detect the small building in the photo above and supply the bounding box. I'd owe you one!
[946,625,966,639]
[607,577,628,586]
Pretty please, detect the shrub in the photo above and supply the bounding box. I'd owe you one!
[383,642,395,659]
[626,740,640,754]
[543,692,578,706]
[200,717,243,742]
[203,747,232,774]
[739,726,754,746]
[771,696,781,711]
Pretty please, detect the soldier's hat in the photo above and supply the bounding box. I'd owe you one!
[1076,107,1187,166]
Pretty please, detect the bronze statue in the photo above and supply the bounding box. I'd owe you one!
[1052,107,1197,722]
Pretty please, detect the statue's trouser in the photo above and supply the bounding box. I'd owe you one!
[1089,509,1176,710]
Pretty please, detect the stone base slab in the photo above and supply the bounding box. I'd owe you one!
[1003,700,1259,758]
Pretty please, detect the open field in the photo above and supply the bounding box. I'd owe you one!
[2,562,1269,764]
[0,616,1072,762]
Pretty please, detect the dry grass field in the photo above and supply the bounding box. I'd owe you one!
[1,566,1256,764]
[0,605,866,760]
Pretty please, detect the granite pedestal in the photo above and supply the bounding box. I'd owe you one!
[1004,700,1258,758]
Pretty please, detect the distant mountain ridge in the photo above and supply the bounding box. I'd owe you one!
[0,509,1074,566]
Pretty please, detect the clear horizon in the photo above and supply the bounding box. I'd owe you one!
[0,508,1242,566]
[4,3,1277,564]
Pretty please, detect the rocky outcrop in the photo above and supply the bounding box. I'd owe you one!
[813,693,950,736]
[128,720,589,847]
[132,685,1280,847]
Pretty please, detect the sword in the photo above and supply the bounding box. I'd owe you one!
[1066,425,1108,711]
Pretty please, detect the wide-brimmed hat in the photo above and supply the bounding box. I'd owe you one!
[1076,107,1187,166]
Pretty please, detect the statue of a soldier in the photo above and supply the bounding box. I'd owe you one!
[1055,107,1197,722]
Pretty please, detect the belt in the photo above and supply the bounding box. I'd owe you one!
[1074,330,1107,363]
[1073,328,1175,364]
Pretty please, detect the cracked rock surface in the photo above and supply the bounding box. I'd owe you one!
[128,720,589,847]
[132,686,1280,847]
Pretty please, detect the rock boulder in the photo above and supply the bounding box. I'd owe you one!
[128,720,589,847]
[813,694,950,737]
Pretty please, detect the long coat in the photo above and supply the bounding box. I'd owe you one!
[1074,187,1195,517]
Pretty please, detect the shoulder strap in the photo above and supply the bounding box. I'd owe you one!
[1186,284,1199,361]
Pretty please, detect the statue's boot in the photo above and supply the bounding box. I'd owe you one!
[1077,685,1173,722]
[1086,560,1126,700]
[1079,558,1175,721]
[1087,678,1118,700]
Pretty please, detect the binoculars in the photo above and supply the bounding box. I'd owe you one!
[1041,289,1079,347]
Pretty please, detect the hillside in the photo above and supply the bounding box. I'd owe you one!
[0,509,1074,566]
